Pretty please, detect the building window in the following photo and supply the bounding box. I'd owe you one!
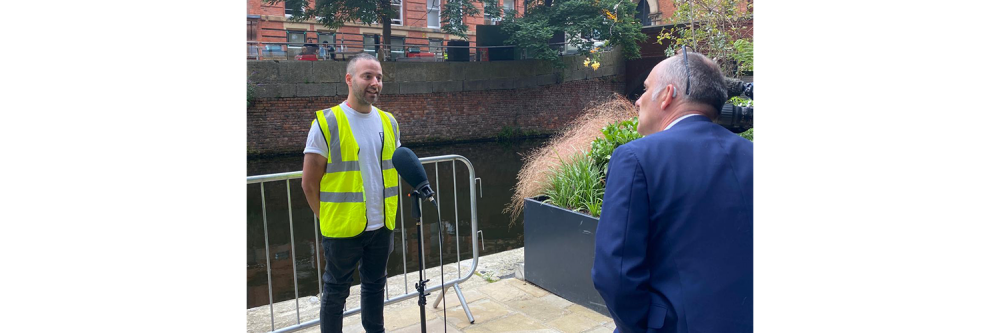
[247,20,257,42]
[503,1,514,20]
[427,0,440,28]
[287,31,306,45]
[429,38,443,60]
[248,17,260,59]
[317,33,335,58]
[390,36,406,60]
[318,33,335,45]
[364,34,379,57]
[636,0,652,26]
[287,30,306,57]
[392,0,403,25]
[285,1,308,18]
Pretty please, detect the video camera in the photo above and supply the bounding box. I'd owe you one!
[715,78,753,134]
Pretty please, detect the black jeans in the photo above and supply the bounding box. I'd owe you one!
[320,227,394,333]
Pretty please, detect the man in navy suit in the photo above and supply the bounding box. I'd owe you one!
[592,49,753,333]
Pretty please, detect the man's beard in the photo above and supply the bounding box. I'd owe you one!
[355,85,379,104]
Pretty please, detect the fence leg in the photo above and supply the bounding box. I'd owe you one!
[432,284,449,308]
[454,283,475,324]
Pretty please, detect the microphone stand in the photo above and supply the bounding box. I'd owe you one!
[409,189,448,333]
[410,190,431,333]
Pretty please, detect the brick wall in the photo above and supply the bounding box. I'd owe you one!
[247,53,627,155]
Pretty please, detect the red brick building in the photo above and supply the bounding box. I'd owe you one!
[246,0,680,60]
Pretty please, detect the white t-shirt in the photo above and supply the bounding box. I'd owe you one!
[304,102,401,231]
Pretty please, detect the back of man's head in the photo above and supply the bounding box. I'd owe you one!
[655,51,728,116]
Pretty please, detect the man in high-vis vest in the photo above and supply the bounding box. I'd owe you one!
[302,53,400,333]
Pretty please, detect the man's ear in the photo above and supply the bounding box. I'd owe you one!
[345,72,352,85]
[660,84,675,110]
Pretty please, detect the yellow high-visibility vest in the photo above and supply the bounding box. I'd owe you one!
[313,105,399,238]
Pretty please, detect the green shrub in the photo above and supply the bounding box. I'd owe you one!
[590,117,641,177]
[543,152,605,217]
[738,128,753,141]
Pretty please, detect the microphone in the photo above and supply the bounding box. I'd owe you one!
[391,147,436,206]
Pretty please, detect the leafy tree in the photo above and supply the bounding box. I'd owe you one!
[656,0,753,76]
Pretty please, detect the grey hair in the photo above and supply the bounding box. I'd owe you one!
[346,53,379,76]
[650,52,728,116]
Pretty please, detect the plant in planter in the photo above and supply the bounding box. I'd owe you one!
[591,117,642,179]
[543,152,605,217]
[505,94,638,225]
[533,117,642,219]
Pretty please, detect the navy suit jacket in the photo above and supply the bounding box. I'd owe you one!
[592,115,753,333]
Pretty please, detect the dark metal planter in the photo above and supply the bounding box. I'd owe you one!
[523,196,609,316]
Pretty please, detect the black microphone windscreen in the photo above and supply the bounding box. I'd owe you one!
[392,147,429,188]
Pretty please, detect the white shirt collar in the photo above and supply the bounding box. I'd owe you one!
[662,114,702,132]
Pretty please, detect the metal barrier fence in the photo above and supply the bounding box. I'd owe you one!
[246,155,482,333]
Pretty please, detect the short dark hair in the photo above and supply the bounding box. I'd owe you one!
[346,53,379,76]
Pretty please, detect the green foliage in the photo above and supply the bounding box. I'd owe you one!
[272,0,383,29]
[728,96,752,107]
[656,0,753,76]
[732,38,753,72]
[542,117,643,218]
[503,14,560,63]
[590,117,641,177]
[738,128,753,141]
[474,270,500,283]
[502,0,646,66]
[247,76,256,107]
[441,0,502,40]
[543,152,605,217]
[496,126,524,142]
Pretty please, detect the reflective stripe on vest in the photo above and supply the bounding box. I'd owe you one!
[314,105,399,238]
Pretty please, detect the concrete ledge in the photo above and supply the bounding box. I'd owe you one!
[313,61,345,83]
[487,78,517,90]
[398,82,432,94]
[381,82,400,95]
[463,79,489,91]
[253,53,624,97]
[247,61,279,84]
[536,73,558,87]
[256,84,297,98]
[431,81,463,93]
[297,83,337,97]
[278,61,315,84]
[381,63,397,83]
